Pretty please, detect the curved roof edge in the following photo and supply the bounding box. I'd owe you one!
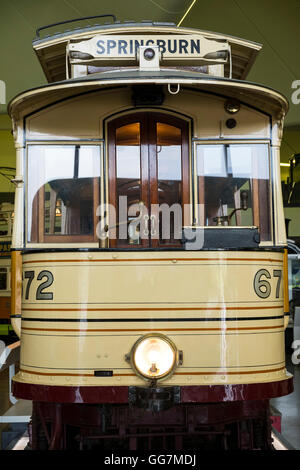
[8,69,288,121]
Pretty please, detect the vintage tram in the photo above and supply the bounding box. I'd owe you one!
[8,17,292,450]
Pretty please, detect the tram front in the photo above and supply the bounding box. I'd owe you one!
[8,20,292,450]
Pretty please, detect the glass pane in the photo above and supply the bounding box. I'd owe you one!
[116,123,141,245]
[0,268,7,290]
[27,145,100,241]
[0,204,14,236]
[197,143,270,240]
[157,123,182,244]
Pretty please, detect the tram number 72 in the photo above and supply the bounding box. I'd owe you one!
[253,269,282,299]
[23,270,54,300]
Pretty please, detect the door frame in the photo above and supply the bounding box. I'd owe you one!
[106,110,191,248]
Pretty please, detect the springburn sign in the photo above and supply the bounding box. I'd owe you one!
[68,34,230,63]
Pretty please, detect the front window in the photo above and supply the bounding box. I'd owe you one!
[27,145,101,243]
[196,143,271,241]
[26,139,271,246]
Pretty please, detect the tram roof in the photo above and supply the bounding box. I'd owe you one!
[8,68,288,121]
[32,21,262,83]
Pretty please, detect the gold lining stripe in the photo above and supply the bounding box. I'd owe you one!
[22,257,283,265]
[21,325,284,333]
[21,305,283,312]
[174,366,285,376]
[20,366,285,377]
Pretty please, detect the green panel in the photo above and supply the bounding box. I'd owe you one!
[0,127,16,193]
[0,324,10,335]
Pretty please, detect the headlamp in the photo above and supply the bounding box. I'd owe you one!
[127,334,180,381]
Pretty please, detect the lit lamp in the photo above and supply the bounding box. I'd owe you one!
[224,99,240,114]
[126,333,182,382]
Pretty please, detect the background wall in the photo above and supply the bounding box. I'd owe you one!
[0,115,15,202]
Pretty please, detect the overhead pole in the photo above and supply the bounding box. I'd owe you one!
[177,0,197,27]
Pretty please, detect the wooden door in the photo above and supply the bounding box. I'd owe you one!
[107,112,189,248]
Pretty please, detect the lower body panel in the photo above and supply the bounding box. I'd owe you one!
[14,378,293,450]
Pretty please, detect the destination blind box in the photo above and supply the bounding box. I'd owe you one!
[67,34,231,71]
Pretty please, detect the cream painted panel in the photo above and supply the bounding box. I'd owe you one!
[20,330,284,370]
[26,88,131,140]
[163,90,270,139]
[18,251,286,388]
[18,330,286,387]
[26,88,270,140]
[21,256,284,306]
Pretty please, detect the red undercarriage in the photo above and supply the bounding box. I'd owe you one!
[13,378,293,450]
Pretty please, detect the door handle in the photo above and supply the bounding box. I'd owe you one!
[143,215,149,236]
[150,214,157,236]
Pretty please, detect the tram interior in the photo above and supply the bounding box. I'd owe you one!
[24,129,274,245]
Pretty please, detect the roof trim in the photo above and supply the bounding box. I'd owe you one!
[33,22,262,50]
[8,70,288,120]
[32,23,262,83]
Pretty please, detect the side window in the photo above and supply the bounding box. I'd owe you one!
[196,143,271,241]
[27,145,101,243]
[0,268,8,291]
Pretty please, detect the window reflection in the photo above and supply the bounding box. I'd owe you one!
[157,123,182,244]
[28,145,100,242]
[0,268,8,290]
[0,203,14,236]
[197,143,270,240]
[116,123,141,245]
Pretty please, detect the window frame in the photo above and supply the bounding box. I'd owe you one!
[24,138,273,247]
[193,139,273,244]
[25,141,104,246]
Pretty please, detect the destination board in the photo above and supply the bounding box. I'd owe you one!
[68,34,230,63]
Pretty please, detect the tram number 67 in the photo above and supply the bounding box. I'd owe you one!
[23,270,54,300]
[253,269,282,299]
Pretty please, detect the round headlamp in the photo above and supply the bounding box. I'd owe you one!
[128,334,179,381]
